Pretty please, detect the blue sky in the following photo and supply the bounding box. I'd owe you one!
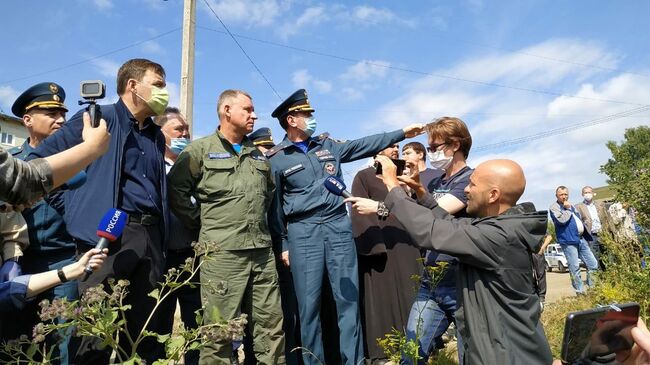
[1,0,649,208]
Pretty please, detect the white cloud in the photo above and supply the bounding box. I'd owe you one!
[277,6,328,40]
[336,60,392,101]
[203,0,290,28]
[91,59,121,78]
[141,40,164,55]
[348,5,415,27]
[0,86,19,113]
[366,38,650,208]
[291,69,332,94]
[340,60,391,82]
[201,2,413,39]
[93,0,113,10]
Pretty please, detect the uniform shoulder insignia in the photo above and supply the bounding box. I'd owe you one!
[320,133,346,143]
[265,140,291,158]
[8,146,23,156]
[317,132,330,140]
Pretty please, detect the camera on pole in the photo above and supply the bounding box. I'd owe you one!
[78,80,106,128]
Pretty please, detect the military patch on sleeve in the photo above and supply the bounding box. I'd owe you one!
[208,152,232,160]
[324,162,337,175]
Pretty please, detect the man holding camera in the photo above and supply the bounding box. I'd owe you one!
[28,58,171,364]
[266,88,424,365]
[368,157,553,365]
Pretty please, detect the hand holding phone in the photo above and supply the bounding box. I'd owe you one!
[561,303,640,363]
[375,158,406,176]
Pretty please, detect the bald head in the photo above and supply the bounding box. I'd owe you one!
[465,159,526,217]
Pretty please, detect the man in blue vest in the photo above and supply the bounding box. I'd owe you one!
[549,186,599,294]
[267,89,424,364]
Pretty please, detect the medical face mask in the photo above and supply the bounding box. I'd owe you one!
[168,137,189,155]
[427,149,453,170]
[583,193,594,201]
[135,83,169,116]
[301,116,317,137]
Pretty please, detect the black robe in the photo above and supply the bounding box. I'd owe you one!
[350,167,422,360]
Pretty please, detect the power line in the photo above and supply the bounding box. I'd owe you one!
[201,0,282,100]
[474,105,650,152]
[196,25,644,107]
[0,28,181,85]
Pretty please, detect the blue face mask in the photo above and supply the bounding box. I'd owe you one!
[302,117,317,137]
[169,137,189,155]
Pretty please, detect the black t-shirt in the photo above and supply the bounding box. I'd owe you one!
[424,166,473,286]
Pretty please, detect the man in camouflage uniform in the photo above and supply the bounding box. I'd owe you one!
[168,89,284,365]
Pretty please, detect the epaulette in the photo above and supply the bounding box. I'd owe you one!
[319,132,346,143]
[8,146,23,156]
[265,139,292,158]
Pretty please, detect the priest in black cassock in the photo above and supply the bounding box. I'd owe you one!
[349,145,423,365]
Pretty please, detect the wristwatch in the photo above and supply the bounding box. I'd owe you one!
[57,268,69,283]
[377,201,390,220]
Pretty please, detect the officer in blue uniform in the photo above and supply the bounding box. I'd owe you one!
[267,89,424,365]
[7,82,78,364]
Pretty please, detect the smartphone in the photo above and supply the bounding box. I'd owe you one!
[560,302,639,363]
[374,159,406,176]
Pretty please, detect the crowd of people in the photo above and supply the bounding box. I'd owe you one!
[0,57,649,365]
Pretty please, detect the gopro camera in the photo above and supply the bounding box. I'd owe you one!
[80,80,106,99]
[78,80,106,127]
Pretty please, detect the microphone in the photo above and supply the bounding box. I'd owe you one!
[324,176,352,199]
[83,208,128,277]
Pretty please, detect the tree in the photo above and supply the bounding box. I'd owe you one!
[600,126,650,229]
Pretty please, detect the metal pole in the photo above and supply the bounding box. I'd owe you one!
[180,0,196,135]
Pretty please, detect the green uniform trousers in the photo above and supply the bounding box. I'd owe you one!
[200,247,285,365]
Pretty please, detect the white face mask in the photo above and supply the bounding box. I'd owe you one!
[583,193,593,201]
[427,149,453,170]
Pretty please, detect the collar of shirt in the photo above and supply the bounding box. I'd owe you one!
[115,98,154,131]
[215,129,254,155]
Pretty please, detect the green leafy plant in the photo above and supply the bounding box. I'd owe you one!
[1,241,248,364]
[377,260,451,364]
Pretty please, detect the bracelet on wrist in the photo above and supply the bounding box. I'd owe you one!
[377,201,390,220]
[57,268,69,283]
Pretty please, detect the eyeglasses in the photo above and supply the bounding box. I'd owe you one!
[426,142,447,153]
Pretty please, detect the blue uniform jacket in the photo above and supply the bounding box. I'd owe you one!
[10,141,75,264]
[267,129,405,252]
[0,275,30,311]
[27,99,169,247]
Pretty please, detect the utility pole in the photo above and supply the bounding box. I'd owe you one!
[180,0,196,134]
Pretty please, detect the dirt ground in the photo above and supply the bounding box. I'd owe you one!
[545,269,588,303]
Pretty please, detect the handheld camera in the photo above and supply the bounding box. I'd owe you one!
[78,80,106,128]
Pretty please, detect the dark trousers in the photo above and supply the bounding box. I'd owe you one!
[73,221,165,365]
[157,248,202,365]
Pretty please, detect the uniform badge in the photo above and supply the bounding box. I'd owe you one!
[283,164,304,176]
[49,83,58,94]
[324,162,336,175]
[208,152,232,159]
[53,95,60,102]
